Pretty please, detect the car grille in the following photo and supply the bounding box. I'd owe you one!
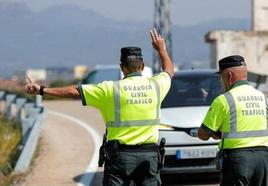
[164,155,216,168]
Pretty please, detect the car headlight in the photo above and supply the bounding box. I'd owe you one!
[188,128,199,137]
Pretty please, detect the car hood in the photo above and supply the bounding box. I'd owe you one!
[160,106,210,128]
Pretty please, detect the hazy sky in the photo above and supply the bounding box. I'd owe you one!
[2,0,251,26]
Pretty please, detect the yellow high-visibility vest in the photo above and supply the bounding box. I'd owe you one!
[202,80,268,149]
[79,72,171,145]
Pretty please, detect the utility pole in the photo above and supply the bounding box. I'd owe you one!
[153,0,173,73]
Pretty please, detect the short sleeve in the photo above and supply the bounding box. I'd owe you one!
[151,72,171,101]
[202,96,228,133]
[78,81,111,109]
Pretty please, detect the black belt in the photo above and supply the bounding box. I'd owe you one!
[119,143,158,151]
[223,146,268,154]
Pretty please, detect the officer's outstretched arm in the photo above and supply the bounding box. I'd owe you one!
[25,78,80,98]
[39,86,80,98]
[150,28,174,78]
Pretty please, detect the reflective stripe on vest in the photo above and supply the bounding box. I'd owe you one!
[107,80,161,127]
[223,92,268,139]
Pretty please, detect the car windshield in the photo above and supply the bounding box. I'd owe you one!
[83,68,120,84]
[161,73,224,108]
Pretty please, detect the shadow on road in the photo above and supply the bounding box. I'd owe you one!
[73,171,219,186]
[74,171,103,186]
[161,173,220,186]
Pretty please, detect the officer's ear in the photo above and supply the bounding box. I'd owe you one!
[228,71,231,78]
[141,62,144,71]
[228,71,233,84]
[120,63,126,71]
[120,63,128,76]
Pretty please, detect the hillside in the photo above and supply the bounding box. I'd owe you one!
[0,2,250,77]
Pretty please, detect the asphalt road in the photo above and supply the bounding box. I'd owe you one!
[23,100,219,186]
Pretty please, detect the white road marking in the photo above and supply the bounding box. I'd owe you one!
[48,110,102,186]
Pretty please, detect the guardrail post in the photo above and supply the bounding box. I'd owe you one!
[35,95,43,108]
[4,94,16,119]
[0,91,6,114]
[15,98,27,123]
[0,91,5,100]
[23,103,35,118]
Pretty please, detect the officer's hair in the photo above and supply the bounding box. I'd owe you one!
[228,66,248,79]
[121,59,144,72]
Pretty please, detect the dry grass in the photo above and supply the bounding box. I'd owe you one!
[0,115,21,185]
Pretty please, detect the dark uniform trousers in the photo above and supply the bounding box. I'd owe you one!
[102,145,161,186]
[221,146,268,186]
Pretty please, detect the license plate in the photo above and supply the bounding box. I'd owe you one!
[176,148,217,159]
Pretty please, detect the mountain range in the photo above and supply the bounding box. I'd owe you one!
[0,2,250,78]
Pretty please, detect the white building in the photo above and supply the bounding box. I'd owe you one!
[26,69,47,82]
[205,0,268,92]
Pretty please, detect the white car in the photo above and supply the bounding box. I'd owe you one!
[159,69,224,174]
[82,65,152,84]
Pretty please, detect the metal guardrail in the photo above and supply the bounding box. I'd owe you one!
[0,90,46,173]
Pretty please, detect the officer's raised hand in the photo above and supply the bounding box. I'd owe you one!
[150,28,166,52]
[150,28,174,78]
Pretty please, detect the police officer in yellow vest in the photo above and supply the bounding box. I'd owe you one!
[25,29,174,186]
[198,55,268,186]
